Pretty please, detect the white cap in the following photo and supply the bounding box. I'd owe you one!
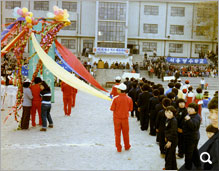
[24,79,31,82]
[115,83,127,90]
[115,76,121,80]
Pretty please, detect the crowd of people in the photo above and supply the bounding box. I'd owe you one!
[79,56,218,83]
[19,78,78,131]
[143,57,218,81]
[110,76,218,170]
[93,59,131,70]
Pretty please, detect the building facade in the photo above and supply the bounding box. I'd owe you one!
[1,0,218,59]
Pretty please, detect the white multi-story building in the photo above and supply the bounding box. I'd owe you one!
[1,0,218,61]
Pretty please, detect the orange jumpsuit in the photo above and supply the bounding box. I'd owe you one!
[110,83,120,97]
[30,84,42,126]
[110,93,133,152]
[72,88,78,107]
[61,82,74,116]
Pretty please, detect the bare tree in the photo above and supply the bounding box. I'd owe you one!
[194,1,218,40]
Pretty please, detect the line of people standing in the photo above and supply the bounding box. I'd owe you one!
[110,76,218,170]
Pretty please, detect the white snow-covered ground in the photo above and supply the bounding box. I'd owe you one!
[1,88,210,170]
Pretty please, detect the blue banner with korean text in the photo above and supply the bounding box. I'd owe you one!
[166,57,208,64]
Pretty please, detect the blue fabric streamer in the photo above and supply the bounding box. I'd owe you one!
[21,49,84,77]
[1,23,15,40]
[55,48,86,80]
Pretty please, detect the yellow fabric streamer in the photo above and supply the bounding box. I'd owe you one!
[31,33,111,101]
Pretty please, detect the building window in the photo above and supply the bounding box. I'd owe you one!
[34,1,49,11]
[144,5,159,15]
[5,18,16,24]
[142,42,157,52]
[169,43,183,53]
[62,21,76,30]
[143,24,158,34]
[5,1,21,9]
[170,25,184,35]
[61,39,76,49]
[171,7,185,17]
[99,2,126,21]
[83,40,93,49]
[195,44,209,54]
[98,21,125,42]
[62,1,77,12]
[97,42,124,48]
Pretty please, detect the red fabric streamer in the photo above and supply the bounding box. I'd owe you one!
[1,30,26,57]
[1,24,18,44]
[55,40,108,92]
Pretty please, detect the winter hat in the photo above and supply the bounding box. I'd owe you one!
[185,80,190,84]
[115,83,127,91]
[182,89,187,93]
[115,76,121,81]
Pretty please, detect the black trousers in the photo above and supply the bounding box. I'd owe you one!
[159,130,166,154]
[184,138,201,170]
[149,110,156,135]
[178,132,184,156]
[140,109,149,130]
[165,143,177,170]
[21,106,31,129]
[131,106,138,118]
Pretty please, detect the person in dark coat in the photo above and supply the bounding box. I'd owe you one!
[124,77,132,93]
[128,82,138,118]
[203,97,218,170]
[137,84,150,131]
[149,89,160,136]
[155,95,166,143]
[172,88,179,100]
[158,87,164,96]
[167,92,177,109]
[164,106,178,170]
[175,71,180,82]
[135,82,143,121]
[183,103,201,170]
[176,98,187,158]
[156,98,172,157]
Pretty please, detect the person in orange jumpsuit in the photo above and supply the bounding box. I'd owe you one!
[30,77,42,126]
[110,76,121,98]
[72,87,78,107]
[110,83,133,152]
[61,81,74,116]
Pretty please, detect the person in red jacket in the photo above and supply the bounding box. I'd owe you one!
[110,83,133,152]
[110,76,121,98]
[30,77,42,127]
[61,81,74,116]
[72,87,78,107]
